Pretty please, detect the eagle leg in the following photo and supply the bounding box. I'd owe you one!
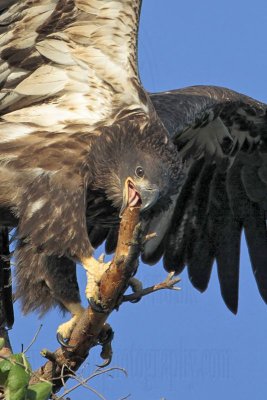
[56,302,85,342]
[82,255,111,309]
[56,256,112,341]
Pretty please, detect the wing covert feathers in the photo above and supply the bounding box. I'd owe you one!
[0,0,148,132]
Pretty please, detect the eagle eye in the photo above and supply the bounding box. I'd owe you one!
[135,166,144,178]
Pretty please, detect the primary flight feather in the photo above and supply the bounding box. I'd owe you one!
[0,1,266,338]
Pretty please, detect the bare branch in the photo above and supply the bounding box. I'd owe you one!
[23,324,43,354]
[122,272,181,303]
[57,367,127,400]
[30,207,142,393]
[118,395,131,400]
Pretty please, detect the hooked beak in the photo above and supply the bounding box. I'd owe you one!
[120,177,160,217]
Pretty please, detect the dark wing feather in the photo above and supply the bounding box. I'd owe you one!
[0,0,16,13]
[143,85,267,313]
[162,158,206,273]
[209,171,242,313]
[186,163,216,292]
[88,225,109,250]
[0,227,13,329]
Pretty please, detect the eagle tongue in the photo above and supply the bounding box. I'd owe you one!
[128,181,141,207]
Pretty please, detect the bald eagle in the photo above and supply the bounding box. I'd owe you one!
[0,1,267,339]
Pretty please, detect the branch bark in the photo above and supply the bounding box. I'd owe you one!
[30,206,141,393]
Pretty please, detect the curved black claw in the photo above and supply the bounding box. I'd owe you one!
[96,341,113,368]
[96,354,112,368]
[56,332,75,349]
[96,325,114,368]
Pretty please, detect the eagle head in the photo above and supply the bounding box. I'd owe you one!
[88,118,184,218]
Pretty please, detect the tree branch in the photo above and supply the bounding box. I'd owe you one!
[122,272,181,303]
[30,206,142,393]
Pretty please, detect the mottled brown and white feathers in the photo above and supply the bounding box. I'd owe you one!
[0,0,147,122]
[0,0,164,316]
[0,0,152,227]
[0,0,152,176]
[1,1,267,320]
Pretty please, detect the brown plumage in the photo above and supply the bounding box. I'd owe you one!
[0,1,267,333]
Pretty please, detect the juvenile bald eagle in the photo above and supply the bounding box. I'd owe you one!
[1,1,267,338]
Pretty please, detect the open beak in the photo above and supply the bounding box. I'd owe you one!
[120,177,160,217]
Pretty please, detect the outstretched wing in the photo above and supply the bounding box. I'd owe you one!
[143,85,267,313]
[0,0,151,240]
[0,0,148,136]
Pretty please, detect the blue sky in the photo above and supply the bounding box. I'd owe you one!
[9,1,267,399]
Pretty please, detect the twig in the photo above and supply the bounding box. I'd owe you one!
[57,367,127,400]
[122,272,181,303]
[58,379,106,400]
[40,349,57,363]
[87,366,127,380]
[60,364,68,389]
[23,324,43,354]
